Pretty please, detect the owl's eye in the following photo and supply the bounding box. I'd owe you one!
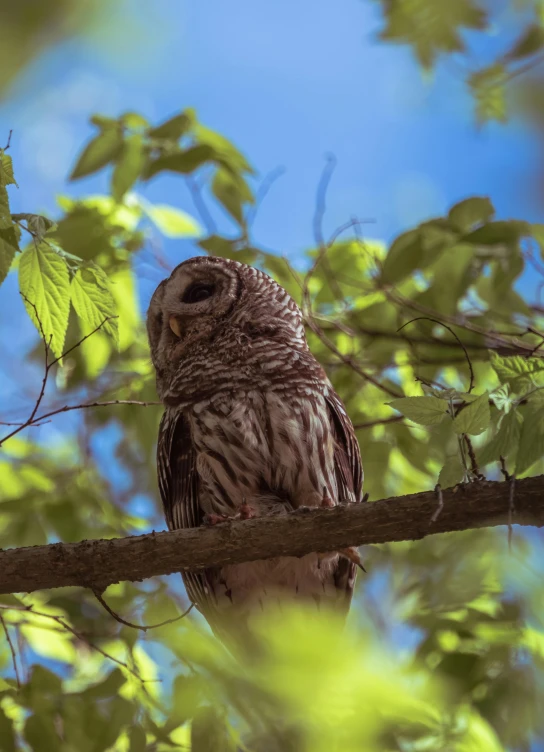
[182,283,215,304]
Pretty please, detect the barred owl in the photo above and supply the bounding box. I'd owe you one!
[147,255,363,641]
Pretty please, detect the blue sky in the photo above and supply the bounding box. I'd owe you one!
[1,2,543,721]
[1,0,540,456]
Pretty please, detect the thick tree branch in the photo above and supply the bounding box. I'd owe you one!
[1,475,543,596]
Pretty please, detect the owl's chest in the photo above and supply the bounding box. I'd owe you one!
[188,388,336,510]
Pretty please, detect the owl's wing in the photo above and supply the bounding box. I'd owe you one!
[325,389,364,614]
[325,389,363,504]
[157,410,201,530]
[157,410,219,617]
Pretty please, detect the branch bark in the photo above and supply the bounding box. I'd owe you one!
[1,476,543,596]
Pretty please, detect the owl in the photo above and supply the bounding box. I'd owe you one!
[147,255,363,642]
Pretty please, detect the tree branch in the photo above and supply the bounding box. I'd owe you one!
[1,476,543,596]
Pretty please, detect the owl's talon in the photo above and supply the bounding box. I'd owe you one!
[238,501,256,520]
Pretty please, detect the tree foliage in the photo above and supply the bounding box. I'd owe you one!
[1,2,544,751]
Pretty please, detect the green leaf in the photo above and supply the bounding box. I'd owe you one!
[70,126,123,180]
[144,204,202,238]
[516,407,544,475]
[120,111,149,130]
[212,167,253,225]
[0,152,16,187]
[191,707,234,752]
[379,0,487,68]
[452,392,490,436]
[71,264,119,345]
[490,352,544,387]
[507,24,544,61]
[144,144,215,180]
[0,706,15,752]
[19,244,71,357]
[448,197,494,233]
[387,396,450,426]
[438,455,465,489]
[24,714,61,752]
[0,225,19,285]
[468,64,508,124]
[478,409,523,466]
[12,213,56,242]
[111,133,146,202]
[128,726,147,752]
[194,123,253,174]
[380,229,424,284]
[490,384,513,413]
[463,219,528,246]
[148,110,194,140]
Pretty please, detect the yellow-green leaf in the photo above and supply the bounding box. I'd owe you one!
[452,392,490,435]
[70,126,123,180]
[515,406,544,475]
[0,152,16,187]
[111,133,146,202]
[71,264,118,346]
[145,204,202,238]
[0,225,19,285]
[387,396,449,426]
[19,244,70,357]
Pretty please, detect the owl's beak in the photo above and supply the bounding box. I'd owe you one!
[169,316,182,338]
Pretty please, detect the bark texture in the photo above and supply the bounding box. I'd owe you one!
[1,475,543,595]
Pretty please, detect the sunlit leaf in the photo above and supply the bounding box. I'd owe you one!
[70,125,123,180]
[378,0,487,68]
[148,110,194,140]
[111,133,146,202]
[478,409,523,466]
[143,203,202,238]
[144,144,215,180]
[515,406,544,475]
[452,392,490,435]
[438,455,465,488]
[448,197,494,233]
[0,225,19,285]
[18,243,71,357]
[387,396,450,425]
[0,152,16,187]
[71,264,119,345]
[507,23,544,61]
[212,167,253,225]
[468,64,508,124]
[490,351,544,387]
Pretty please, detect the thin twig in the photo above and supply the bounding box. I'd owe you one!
[0,305,156,445]
[464,435,483,480]
[397,317,475,393]
[0,604,156,683]
[186,175,216,235]
[0,613,20,689]
[93,590,194,633]
[246,166,286,229]
[3,130,12,151]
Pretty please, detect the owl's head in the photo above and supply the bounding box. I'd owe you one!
[146,255,305,391]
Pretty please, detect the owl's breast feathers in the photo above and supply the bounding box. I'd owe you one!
[156,326,362,630]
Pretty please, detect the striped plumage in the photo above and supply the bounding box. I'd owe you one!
[147,256,363,640]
